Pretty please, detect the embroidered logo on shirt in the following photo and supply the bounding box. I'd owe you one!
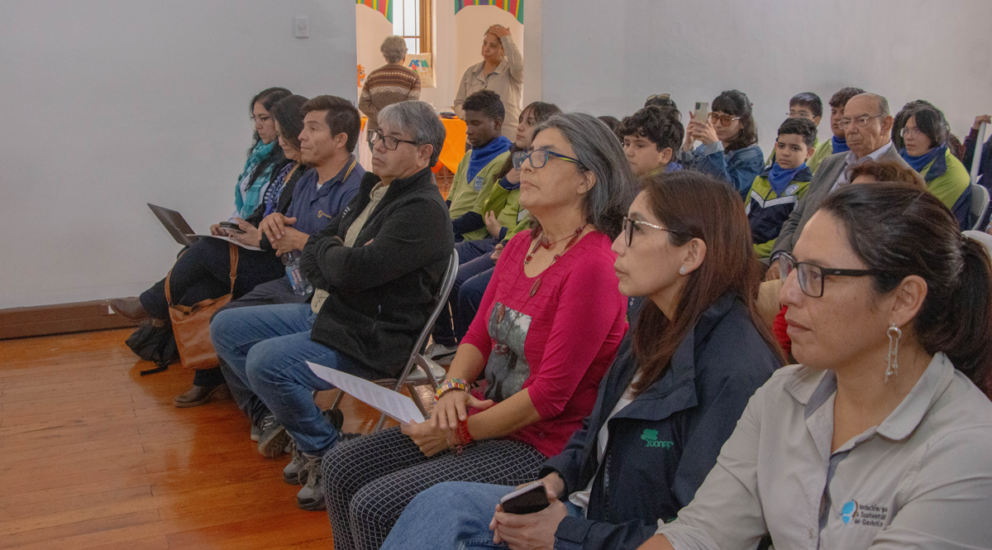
[640,429,673,449]
[785,183,800,196]
[318,210,333,219]
[840,500,888,526]
[473,175,485,192]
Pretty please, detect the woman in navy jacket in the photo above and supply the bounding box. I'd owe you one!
[381,170,783,550]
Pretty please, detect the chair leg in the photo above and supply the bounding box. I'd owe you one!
[329,388,344,411]
[407,382,428,417]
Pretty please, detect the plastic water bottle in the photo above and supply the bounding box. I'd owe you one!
[282,250,313,296]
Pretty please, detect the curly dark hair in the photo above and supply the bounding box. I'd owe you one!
[462,90,505,122]
[618,106,685,153]
[712,90,758,151]
[828,87,866,109]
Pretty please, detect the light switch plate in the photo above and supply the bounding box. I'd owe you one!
[294,16,309,38]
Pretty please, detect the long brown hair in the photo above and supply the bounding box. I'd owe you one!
[631,171,783,395]
[494,101,562,180]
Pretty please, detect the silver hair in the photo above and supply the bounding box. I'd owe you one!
[531,113,638,239]
[381,36,408,64]
[378,101,446,167]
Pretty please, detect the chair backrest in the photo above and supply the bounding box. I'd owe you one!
[970,183,989,231]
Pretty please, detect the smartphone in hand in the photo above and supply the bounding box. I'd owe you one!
[500,481,550,514]
[218,221,245,234]
[693,102,709,124]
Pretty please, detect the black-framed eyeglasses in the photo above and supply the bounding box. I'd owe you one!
[778,252,879,298]
[621,216,686,247]
[512,149,586,171]
[369,131,419,151]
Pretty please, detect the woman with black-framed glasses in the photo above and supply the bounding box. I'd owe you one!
[678,90,764,200]
[643,183,992,550]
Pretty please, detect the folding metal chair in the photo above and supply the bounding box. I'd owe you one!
[326,249,459,432]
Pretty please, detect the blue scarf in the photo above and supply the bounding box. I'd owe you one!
[467,136,512,182]
[768,162,808,196]
[900,144,945,174]
[832,135,850,155]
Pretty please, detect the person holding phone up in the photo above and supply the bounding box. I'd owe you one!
[679,90,764,200]
[381,171,782,550]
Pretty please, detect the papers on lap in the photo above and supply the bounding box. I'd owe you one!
[189,234,262,251]
[307,362,426,425]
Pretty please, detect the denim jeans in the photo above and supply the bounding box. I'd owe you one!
[455,266,494,340]
[380,481,583,550]
[432,240,497,347]
[210,303,377,454]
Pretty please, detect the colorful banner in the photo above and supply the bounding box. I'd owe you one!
[455,0,524,24]
[357,0,393,23]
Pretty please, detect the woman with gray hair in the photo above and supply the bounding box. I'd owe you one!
[321,113,637,550]
[359,35,421,138]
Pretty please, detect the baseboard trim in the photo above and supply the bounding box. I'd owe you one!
[0,300,143,340]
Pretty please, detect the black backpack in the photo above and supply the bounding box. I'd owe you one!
[125,320,179,375]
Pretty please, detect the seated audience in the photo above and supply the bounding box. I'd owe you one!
[321,113,636,549]
[431,101,562,361]
[618,106,685,177]
[767,92,910,278]
[807,87,866,173]
[898,103,972,228]
[212,95,366,420]
[455,24,523,140]
[209,101,453,509]
[747,118,817,259]
[448,91,513,228]
[358,35,421,139]
[381,170,784,550]
[679,90,763,199]
[643,183,992,550]
[766,92,822,166]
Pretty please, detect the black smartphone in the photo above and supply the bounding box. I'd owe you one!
[218,221,245,234]
[499,481,550,514]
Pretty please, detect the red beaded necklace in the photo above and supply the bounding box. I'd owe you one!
[522,224,588,296]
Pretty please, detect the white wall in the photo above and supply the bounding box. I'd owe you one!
[539,0,992,155]
[355,0,522,112]
[0,0,356,309]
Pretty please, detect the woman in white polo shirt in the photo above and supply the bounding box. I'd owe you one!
[453,24,523,141]
[642,183,992,550]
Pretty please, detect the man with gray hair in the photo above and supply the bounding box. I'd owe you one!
[210,100,453,511]
[359,35,422,138]
[767,92,911,277]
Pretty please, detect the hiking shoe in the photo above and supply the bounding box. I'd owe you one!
[296,452,327,511]
[283,439,307,485]
[256,413,290,458]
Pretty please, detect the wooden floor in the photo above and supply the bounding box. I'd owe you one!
[0,328,401,550]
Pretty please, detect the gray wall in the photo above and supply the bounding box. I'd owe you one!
[0,0,356,308]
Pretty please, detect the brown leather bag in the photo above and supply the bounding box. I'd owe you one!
[165,243,239,370]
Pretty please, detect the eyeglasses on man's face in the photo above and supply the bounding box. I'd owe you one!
[369,131,419,151]
[708,112,741,127]
[838,114,883,130]
[512,149,585,171]
[778,252,879,298]
[621,216,686,248]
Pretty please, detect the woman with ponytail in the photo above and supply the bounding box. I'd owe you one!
[644,183,992,550]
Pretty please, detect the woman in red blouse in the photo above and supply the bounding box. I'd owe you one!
[320,113,637,550]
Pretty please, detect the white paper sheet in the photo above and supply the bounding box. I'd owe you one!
[307,361,426,425]
[188,234,262,251]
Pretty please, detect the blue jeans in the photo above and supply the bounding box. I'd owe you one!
[455,267,494,340]
[210,303,377,454]
[380,481,583,550]
[432,240,497,346]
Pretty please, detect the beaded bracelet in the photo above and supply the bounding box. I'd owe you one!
[457,419,475,446]
[435,378,470,401]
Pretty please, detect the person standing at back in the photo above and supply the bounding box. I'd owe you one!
[359,36,421,140]
[454,24,523,140]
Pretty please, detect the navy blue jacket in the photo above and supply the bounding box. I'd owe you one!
[541,294,781,550]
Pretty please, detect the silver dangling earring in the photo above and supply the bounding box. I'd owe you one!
[679,266,687,276]
[885,322,902,383]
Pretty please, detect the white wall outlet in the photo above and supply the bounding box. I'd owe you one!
[294,16,309,38]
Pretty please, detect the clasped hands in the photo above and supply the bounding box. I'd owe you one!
[257,213,309,256]
[490,473,569,550]
[401,388,494,457]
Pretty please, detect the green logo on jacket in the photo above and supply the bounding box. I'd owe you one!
[641,429,673,449]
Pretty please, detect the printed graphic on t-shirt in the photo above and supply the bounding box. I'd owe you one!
[473,175,486,192]
[483,302,532,402]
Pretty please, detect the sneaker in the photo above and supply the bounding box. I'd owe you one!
[427,342,458,362]
[296,452,327,511]
[250,425,261,442]
[256,413,290,458]
[283,438,307,485]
